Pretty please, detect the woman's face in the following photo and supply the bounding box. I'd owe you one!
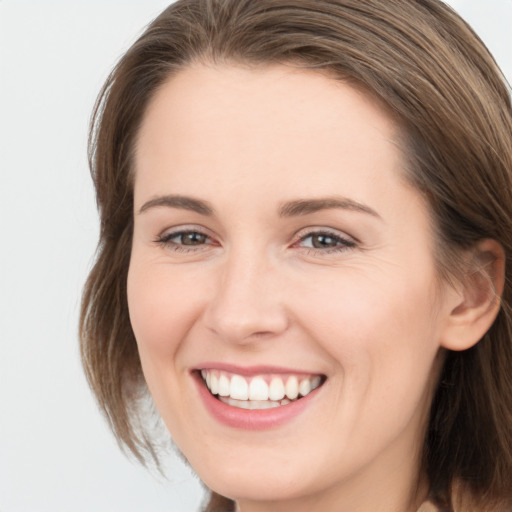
[128,64,455,510]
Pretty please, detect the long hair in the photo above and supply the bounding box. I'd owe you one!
[80,1,512,510]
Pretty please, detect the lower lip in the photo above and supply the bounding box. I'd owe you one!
[193,372,322,430]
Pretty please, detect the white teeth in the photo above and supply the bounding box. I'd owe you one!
[210,373,219,395]
[268,377,286,401]
[285,376,299,400]
[201,370,323,405]
[299,378,312,397]
[230,375,249,400]
[218,374,230,397]
[249,376,269,401]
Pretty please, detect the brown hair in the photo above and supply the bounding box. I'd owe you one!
[80,1,512,510]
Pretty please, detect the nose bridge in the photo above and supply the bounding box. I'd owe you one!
[205,243,288,343]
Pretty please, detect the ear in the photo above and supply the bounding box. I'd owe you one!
[440,239,505,351]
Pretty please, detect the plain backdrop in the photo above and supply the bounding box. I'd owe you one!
[0,1,511,511]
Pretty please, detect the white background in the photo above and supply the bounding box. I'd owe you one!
[0,1,511,511]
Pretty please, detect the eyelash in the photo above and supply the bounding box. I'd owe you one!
[154,228,357,255]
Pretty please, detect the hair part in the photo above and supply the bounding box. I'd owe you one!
[80,0,512,509]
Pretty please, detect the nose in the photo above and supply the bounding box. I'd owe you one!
[203,249,289,345]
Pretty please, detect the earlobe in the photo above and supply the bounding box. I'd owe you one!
[440,239,505,352]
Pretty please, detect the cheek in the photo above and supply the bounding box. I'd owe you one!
[126,259,205,361]
[291,268,442,406]
[126,259,208,429]
[293,265,439,345]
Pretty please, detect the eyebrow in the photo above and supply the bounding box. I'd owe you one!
[138,194,380,220]
[279,197,381,219]
[138,195,214,215]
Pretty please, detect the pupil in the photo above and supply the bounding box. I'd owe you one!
[313,234,336,248]
[183,233,206,245]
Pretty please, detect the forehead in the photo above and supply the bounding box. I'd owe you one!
[133,63,408,213]
[136,63,398,151]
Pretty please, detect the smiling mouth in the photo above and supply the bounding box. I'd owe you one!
[199,369,325,410]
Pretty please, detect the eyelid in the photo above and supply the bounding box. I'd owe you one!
[292,226,357,243]
[158,225,209,238]
[157,223,214,238]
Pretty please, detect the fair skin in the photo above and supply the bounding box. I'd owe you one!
[127,63,500,512]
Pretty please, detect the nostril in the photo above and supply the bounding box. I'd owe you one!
[250,330,276,338]
[207,326,285,345]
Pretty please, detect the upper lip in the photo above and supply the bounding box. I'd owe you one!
[194,362,325,377]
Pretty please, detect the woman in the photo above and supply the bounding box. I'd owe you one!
[80,1,512,510]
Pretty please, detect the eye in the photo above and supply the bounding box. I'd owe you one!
[295,230,356,253]
[172,231,209,246]
[155,229,214,251]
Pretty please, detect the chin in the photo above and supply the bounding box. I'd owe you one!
[202,470,305,505]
